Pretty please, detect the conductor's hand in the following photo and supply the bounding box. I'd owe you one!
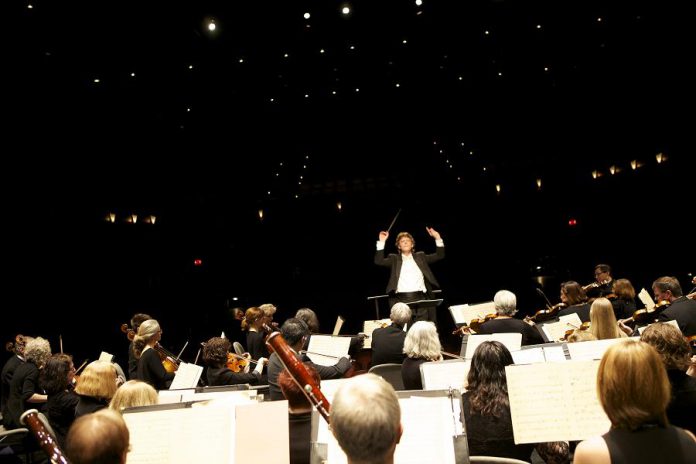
[378,231,389,242]
[426,227,441,241]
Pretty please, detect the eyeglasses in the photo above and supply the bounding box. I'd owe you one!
[594,271,605,276]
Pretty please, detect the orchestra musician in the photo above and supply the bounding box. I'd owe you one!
[242,307,271,361]
[1,334,30,422]
[39,353,79,448]
[610,278,637,320]
[203,336,266,386]
[133,319,175,390]
[74,360,119,418]
[278,363,321,464]
[401,321,442,390]
[589,298,628,341]
[556,281,592,322]
[126,313,152,380]
[476,290,544,346]
[109,380,158,412]
[585,264,615,299]
[266,318,351,401]
[65,408,130,464]
[654,276,696,340]
[370,302,411,367]
[4,337,50,429]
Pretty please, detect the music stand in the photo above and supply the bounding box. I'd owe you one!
[406,298,444,323]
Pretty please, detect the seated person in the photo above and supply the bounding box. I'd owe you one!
[370,302,411,367]
[557,281,591,322]
[477,290,543,346]
[401,321,442,390]
[109,380,158,412]
[65,409,130,464]
[202,337,265,386]
[74,361,118,418]
[574,340,696,463]
[278,363,321,464]
[331,374,402,464]
[589,297,628,340]
[39,354,79,447]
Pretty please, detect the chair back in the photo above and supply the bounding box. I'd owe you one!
[367,363,405,391]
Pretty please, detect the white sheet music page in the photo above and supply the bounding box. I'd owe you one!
[124,402,236,464]
[235,400,289,464]
[638,288,655,310]
[637,319,680,335]
[567,337,637,361]
[306,335,351,366]
[540,313,583,342]
[448,301,495,325]
[98,351,114,362]
[333,316,345,336]
[506,360,610,443]
[464,333,522,359]
[420,359,471,391]
[362,319,391,349]
[543,345,568,362]
[169,362,203,389]
[511,347,545,365]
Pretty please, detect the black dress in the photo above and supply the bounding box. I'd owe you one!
[246,331,269,361]
[137,348,175,390]
[206,366,262,386]
[602,424,696,464]
[45,390,79,447]
[401,357,428,390]
[666,369,696,434]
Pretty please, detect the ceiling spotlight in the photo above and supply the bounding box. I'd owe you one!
[303,12,311,19]
[208,21,216,32]
[415,0,423,5]
[342,6,351,15]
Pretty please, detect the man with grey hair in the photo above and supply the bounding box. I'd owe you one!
[476,290,544,346]
[370,302,411,367]
[332,373,402,464]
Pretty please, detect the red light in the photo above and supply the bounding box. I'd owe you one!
[568,218,577,227]
[193,259,203,266]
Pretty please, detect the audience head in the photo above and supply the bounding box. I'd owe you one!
[40,353,74,395]
[23,337,52,369]
[389,302,412,327]
[590,297,623,340]
[597,339,669,430]
[295,308,320,333]
[560,281,588,305]
[466,341,514,417]
[202,337,232,368]
[652,276,683,301]
[109,380,158,412]
[612,278,636,302]
[493,290,517,316]
[74,360,118,401]
[640,322,692,371]
[65,409,130,464]
[278,363,320,412]
[132,319,161,358]
[242,307,264,331]
[332,374,402,464]
[403,321,441,361]
[280,318,310,348]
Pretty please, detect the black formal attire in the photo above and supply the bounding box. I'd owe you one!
[611,298,636,320]
[74,394,108,418]
[370,324,407,367]
[267,350,351,401]
[602,424,696,464]
[137,348,175,390]
[246,331,269,361]
[586,279,614,299]
[477,318,544,346]
[127,341,138,380]
[401,357,428,390]
[666,369,696,434]
[557,303,591,323]
[206,366,262,386]
[1,355,23,421]
[375,244,445,323]
[462,393,535,462]
[658,296,696,337]
[4,361,41,429]
[288,412,312,464]
[45,390,78,448]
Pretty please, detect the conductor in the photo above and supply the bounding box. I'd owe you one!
[375,227,445,323]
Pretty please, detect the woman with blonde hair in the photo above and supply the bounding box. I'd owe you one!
[109,380,158,412]
[574,340,696,463]
[133,319,175,390]
[590,298,627,340]
[74,360,119,418]
[401,321,442,390]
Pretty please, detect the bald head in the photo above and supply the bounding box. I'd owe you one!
[65,409,129,464]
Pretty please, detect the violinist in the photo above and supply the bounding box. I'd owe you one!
[267,318,351,401]
[74,361,118,418]
[655,276,696,341]
[242,307,270,361]
[4,337,49,429]
[370,302,411,367]
[584,263,615,299]
[476,290,543,346]
[402,321,442,390]
[133,319,175,390]
[588,298,627,341]
[556,281,592,322]
[126,313,152,380]
[1,334,30,419]
[202,337,265,386]
[39,354,79,448]
[610,278,637,320]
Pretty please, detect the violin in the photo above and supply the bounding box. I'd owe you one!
[582,279,611,292]
[622,300,671,326]
[154,343,181,373]
[224,352,264,373]
[468,313,499,333]
[562,322,591,341]
[525,303,567,324]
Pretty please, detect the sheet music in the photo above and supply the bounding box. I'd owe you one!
[333,316,345,336]
[464,333,522,359]
[637,319,680,335]
[448,301,495,325]
[543,345,568,362]
[306,335,351,366]
[638,288,655,310]
[181,390,255,403]
[316,378,351,403]
[169,362,203,390]
[235,401,289,464]
[124,402,236,464]
[506,360,611,443]
[567,337,637,361]
[323,396,456,464]
[511,347,545,364]
[420,359,471,391]
[157,389,188,404]
[362,319,392,349]
[540,313,583,342]
[98,351,114,362]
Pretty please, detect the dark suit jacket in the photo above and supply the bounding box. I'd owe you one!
[374,246,445,294]
[370,324,407,367]
[658,296,696,337]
